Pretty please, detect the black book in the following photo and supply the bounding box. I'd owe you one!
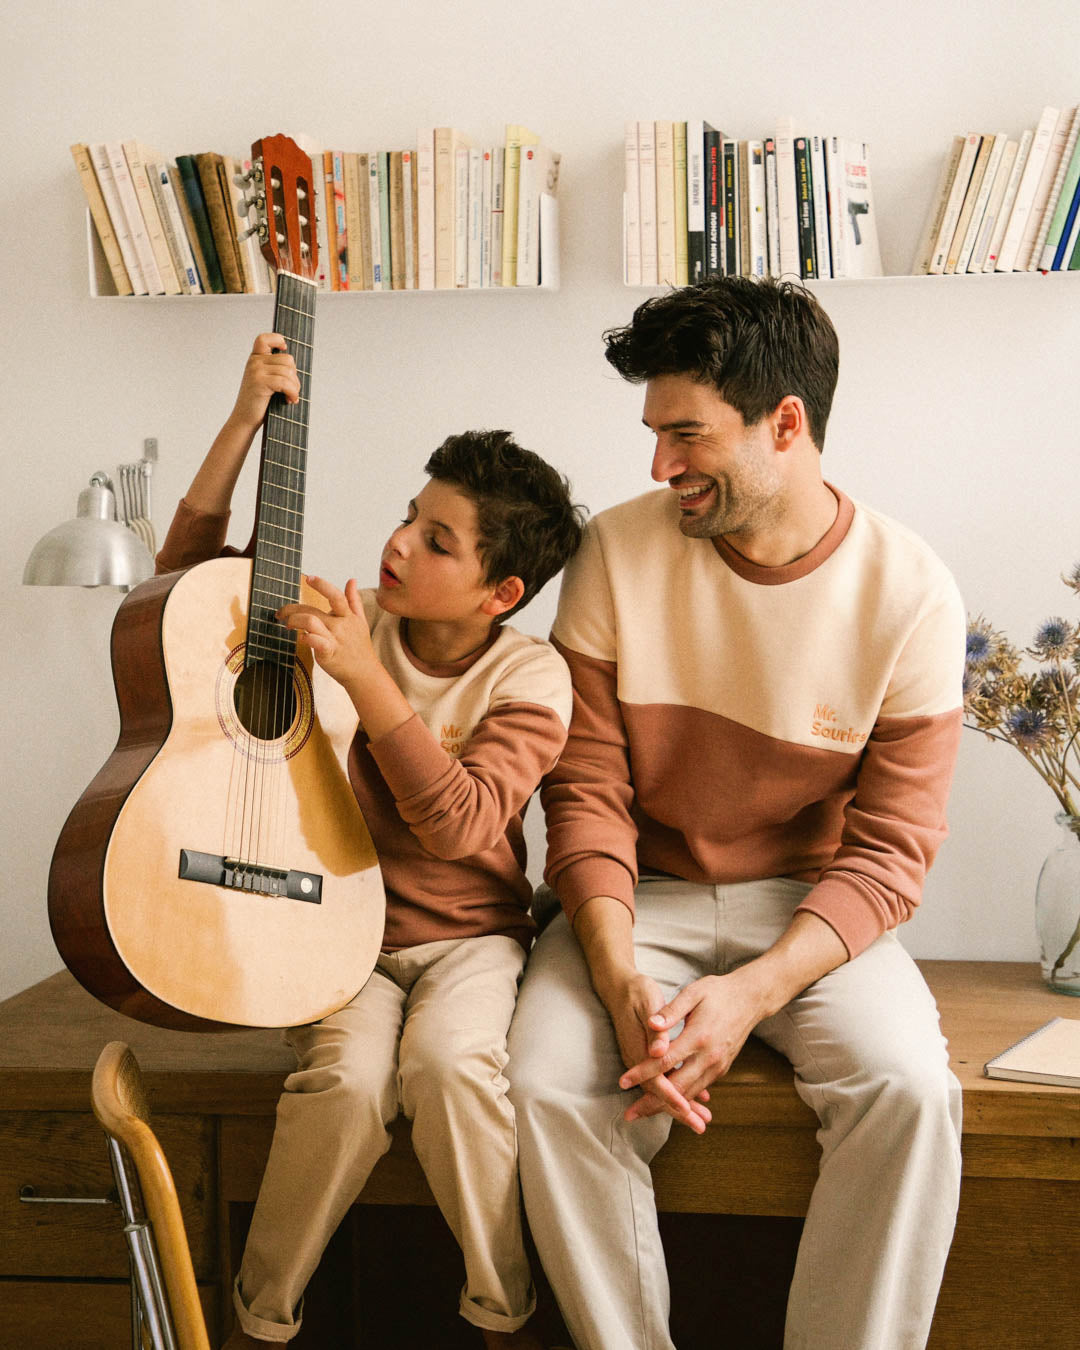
[793,136,817,280]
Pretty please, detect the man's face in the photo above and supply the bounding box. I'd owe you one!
[642,373,783,541]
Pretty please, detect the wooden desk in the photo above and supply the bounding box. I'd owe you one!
[1,963,1076,1349]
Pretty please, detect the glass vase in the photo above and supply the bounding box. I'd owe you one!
[1035,813,1080,996]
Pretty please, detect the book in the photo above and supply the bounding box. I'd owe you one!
[467,146,483,288]
[910,136,965,275]
[168,163,211,291]
[369,151,385,289]
[490,146,505,286]
[71,143,133,295]
[738,140,751,277]
[454,144,469,287]
[480,147,494,286]
[953,132,1007,275]
[764,137,780,278]
[747,140,767,278]
[984,1017,1080,1088]
[501,124,537,287]
[944,133,994,274]
[516,143,560,287]
[983,130,1032,271]
[996,106,1059,271]
[416,128,435,290]
[390,150,407,290]
[147,159,201,293]
[929,132,980,274]
[329,151,348,289]
[1039,113,1080,269]
[89,142,147,293]
[435,127,470,288]
[793,136,816,279]
[838,140,882,278]
[774,119,800,280]
[636,121,658,286]
[703,122,723,277]
[343,152,365,290]
[377,151,392,290]
[307,151,331,291]
[655,120,677,286]
[1020,105,1076,270]
[175,154,224,293]
[810,133,831,278]
[673,122,689,286]
[722,138,739,276]
[106,140,164,293]
[194,151,244,293]
[402,149,417,289]
[686,119,707,285]
[123,141,181,294]
[968,139,1018,272]
[824,134,846,277]
[1052,175,1080,268]
[624,121,642,285]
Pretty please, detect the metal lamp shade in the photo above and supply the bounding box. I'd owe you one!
[23,477,155,590]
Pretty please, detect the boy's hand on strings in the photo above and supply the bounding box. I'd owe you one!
[227,332,301,439]
[278,576,375,688]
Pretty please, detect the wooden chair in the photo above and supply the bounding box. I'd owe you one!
[91,1040,212,1350]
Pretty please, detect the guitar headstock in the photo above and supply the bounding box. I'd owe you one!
[247,134,318,278]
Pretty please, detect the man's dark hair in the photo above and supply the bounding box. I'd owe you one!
[603,276,840,449]
[425,430,586,618]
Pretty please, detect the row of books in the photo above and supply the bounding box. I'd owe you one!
[912,105,1080,275]
[74,127,561,296]
[624,118,882,287]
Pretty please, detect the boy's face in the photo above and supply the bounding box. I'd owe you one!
[375,479,498,623]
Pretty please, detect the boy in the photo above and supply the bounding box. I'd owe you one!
[156,333,585,1349]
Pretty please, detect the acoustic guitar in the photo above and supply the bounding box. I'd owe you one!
[48,134,385,1031]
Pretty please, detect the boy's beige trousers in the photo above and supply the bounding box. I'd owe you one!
[234,934,535,1341]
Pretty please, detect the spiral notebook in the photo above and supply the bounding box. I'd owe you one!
[983,1017,1080,1088]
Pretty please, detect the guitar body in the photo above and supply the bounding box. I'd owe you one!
[49,558,384,1030]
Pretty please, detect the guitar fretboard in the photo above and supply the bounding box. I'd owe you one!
[246,271,316,667]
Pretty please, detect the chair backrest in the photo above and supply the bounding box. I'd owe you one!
[91,1041,212,1350]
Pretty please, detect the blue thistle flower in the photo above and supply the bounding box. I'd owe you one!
[1033,618,1071,655]
[965,629,992,665]
[1005,706,1050,749]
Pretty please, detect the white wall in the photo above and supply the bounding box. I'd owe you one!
[4,0,1079,1000]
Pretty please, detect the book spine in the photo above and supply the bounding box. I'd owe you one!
[390,151,406,290]
[150,162,199,293]
[467,146,483,288]
[774,119,800,280]
[825,134,847,278]
[624,121,642,286]
[968,139,1017,272]
[195,153,243,293]
[983,129,1032,271]
[490,147,505,286]
[793,136,816,279]
[1054,176,1080,269]
[108,141,164,293]
[996,107,1058,271]
[686,120,706,285]
[810,134,831,278]
[168,164,210,292]
[929,132,980,274]
[747,140,767,278]
[71,143,133,295]
[764,137,780,278]
[704,124,722,277]
[417,129,435,290]
[370,152,385,289]
[910,136,965,274]
[344,152,364,290]
[454,145,469,287]
[945,135,992,274]
[402,149,417,289]
[637,121,658,286]
[176,154,224,293]
[674,121,689,287]
[434,128,456,289]
[122,141,177,293]
[655,120,676,286]
[955,133,1007,275]
[308,152,330,290]
[722,138,738,276]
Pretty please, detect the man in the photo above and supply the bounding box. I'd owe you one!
[508,276,965,1350]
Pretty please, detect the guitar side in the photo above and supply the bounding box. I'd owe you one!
[48,558,386,1030]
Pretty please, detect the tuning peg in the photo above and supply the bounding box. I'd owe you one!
[298,214,309,228]
[237,191,265,216]
[233,167,255,188]
[238,222,266,243]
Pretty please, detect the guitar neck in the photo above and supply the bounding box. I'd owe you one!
[247,270,317,666]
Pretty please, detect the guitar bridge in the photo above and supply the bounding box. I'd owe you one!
[178,849,322,903]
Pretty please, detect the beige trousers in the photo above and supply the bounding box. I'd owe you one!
[508,878,963,1350]
[235,934,536,1341]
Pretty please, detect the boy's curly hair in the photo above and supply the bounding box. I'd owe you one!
[425,430,587,618]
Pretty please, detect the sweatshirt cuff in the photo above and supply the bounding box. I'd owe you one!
[551,856,637,926]
[795,873,895,961]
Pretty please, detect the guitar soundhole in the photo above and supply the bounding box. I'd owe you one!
[233,661,298,740]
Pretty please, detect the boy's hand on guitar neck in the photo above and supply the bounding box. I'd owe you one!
[186,333,301,517]
[228,331,301,437]
[278,577,414,743]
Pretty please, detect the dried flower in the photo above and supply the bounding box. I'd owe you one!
[964,564,1080,985]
